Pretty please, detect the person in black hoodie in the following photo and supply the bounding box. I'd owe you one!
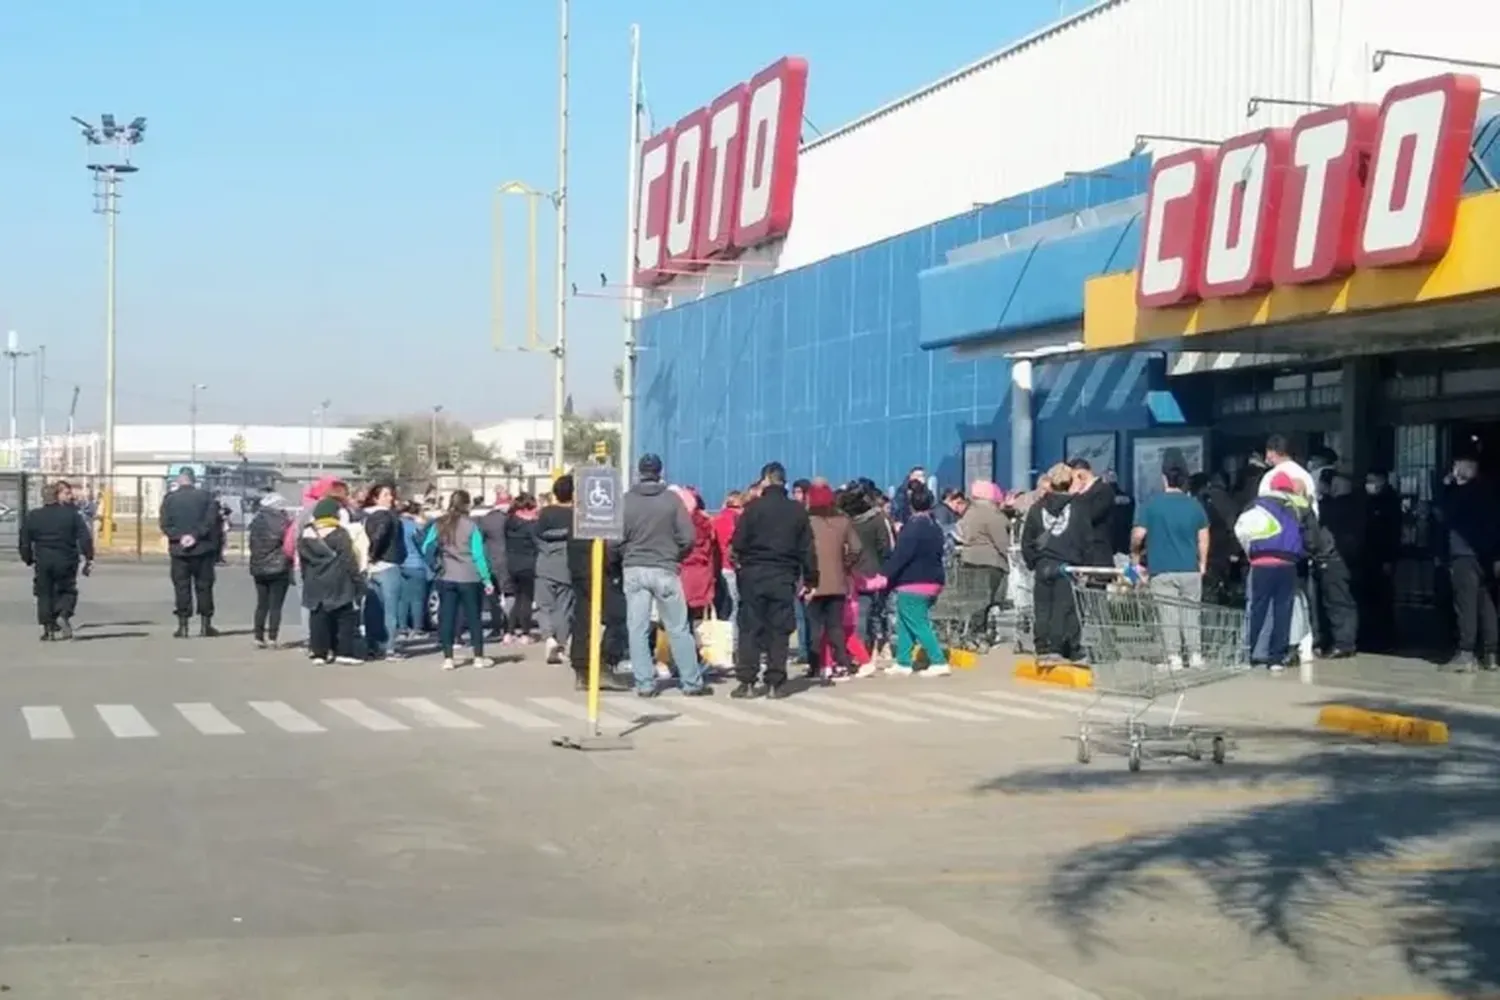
[477,500,511,640]
[729,461,817,699]
[1066,457,1116,568]
[1436,455,1500,671]
[842,482,894,664]
[1021,464,1090,662]
[158,468,222,638]
[19,480,94,641]
[298,498,364,664]
[566,534,632,692]
[503,494,540,642]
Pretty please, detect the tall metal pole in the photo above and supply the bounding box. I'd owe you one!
[67,386,79,475]
[103,171,119,537]
[318,398,331,472]
[36,345,46,463]
[3,331,31,469]
[551,0,570,474]
[189,383,201,460]
[620,24,643,475]
[431,404,443,475]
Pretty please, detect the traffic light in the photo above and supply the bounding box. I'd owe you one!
[593,440,608,458]
[231,433,246,456]
[416,443,430,465]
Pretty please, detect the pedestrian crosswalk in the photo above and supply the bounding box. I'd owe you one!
[7,687,1199,743]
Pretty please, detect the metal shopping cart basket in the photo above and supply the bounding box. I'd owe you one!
[930,560,1002,653]
[1065,567,1253,772]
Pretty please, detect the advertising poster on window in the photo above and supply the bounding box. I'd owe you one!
[1132,434,1205,504]
[1063,433,1117,478]
[962,441,995,493]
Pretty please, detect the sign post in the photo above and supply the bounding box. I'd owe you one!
[552,466,631,751]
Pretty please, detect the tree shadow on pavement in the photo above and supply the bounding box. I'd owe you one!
[972,696,1500,997]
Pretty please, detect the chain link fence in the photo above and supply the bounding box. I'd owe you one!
[1,469,563,562]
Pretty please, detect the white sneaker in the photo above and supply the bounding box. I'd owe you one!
[1298,636,1316,662]
[884,664,914,677]
[442,657,458,671]
[470,656,495,669]
[1189,653,1205,669]
[920,663,952,677]
[334,656,363,665]
[544,637,558,656]
[855,662,879,679]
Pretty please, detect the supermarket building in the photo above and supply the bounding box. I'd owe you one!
[632,0,1500,612]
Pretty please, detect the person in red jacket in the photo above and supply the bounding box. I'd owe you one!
[674,486,719,623]
[712,490,744,622]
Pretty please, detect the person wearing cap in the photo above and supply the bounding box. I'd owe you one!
[158,466,223,638]
[729,461,817,697]
[620,453,711,697]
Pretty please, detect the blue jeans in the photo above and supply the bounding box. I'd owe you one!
[624,565,705,693]
[857,591,891,653]
[1247,562,1298,664]
[364,566,403,655]
[794,595,811,662]
[398,566,429,632]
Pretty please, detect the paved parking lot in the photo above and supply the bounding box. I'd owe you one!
[0,562,1495,999]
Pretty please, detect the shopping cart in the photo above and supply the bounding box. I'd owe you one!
[997,542,1034,655]
[1064,567,1252,772]
[930,561,1001,653]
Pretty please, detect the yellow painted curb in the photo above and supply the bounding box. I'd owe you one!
[1316,705,1450,745]
[949,648,979,670]
[1013,656,1094,689]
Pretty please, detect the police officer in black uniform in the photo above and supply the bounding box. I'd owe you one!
[19,480,95,640]
[159,468,221,637]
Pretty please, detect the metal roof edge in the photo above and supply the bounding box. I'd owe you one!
[801,0,1128,154]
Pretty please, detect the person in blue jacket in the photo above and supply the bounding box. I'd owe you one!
[397,501,433,636]
[420,489,496,671]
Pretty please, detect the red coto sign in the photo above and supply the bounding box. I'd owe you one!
[1136,73,1482,309]
[634,56,809,287]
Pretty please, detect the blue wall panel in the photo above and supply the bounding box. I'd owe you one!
[636,158,1160,504]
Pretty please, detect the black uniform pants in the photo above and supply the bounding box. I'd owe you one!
[1032,562,1080,660]
[805,594,852,671]
[34,558,79,626]
[170,552,217,618]
[1316,560,1358,652]
[570,573,627,677]
[735,571,797,687]
[253,573,291,641]
[1450,556,1499,656]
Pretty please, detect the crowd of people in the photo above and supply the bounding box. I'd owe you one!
[17,433,1495,678]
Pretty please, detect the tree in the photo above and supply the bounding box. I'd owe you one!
[344,415,503,482]
[562,415,620,465]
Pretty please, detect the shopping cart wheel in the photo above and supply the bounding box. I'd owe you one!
[1211,736,1227,765]
[1127,743,1142,772]
[1076,737,1092,764]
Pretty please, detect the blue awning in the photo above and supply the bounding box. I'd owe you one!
[918,213,1142,351]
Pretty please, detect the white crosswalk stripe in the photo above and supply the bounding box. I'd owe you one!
[390,697,483,730]
[528,696,648,730]
[249,701,326,733]
[857,692,993,723]
[1022,687,1198,719]
[759,700,858,726]
[804,695,925,723]
[915,691,1050,720]
[175,703,245,735]
[457,697,560,730]
[323,699,409,732]
[22,706,74,740]
[673,700,785,726]
[96,704,158,738]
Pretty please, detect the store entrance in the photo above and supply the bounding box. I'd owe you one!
[1447,421,1500,478]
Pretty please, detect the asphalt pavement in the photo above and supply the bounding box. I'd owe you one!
[0,561,1495,999]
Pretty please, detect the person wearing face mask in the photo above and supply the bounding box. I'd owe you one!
[1436,456,1500,672]
[1360,470,1402,651]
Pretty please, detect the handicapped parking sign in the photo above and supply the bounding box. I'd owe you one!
[574,467,624,541]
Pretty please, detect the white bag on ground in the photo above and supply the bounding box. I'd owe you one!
[697,609,734,669]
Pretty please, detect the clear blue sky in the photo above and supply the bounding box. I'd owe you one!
[0,0,1063,433]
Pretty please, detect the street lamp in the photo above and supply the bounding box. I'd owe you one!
[317,398,331,472]
[430,405,444,474]
[189,383,207,460]
[73,112,146,546]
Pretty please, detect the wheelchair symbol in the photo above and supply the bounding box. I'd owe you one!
[587,479,614,511]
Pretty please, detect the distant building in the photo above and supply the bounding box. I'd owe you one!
[473,417,621,478]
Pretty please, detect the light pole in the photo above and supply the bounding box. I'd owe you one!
[3,331,32,469]
[619,24,642,475]
[66,386,80,475]
[317,398,331,472]
[189,383,207,460]
[552,0,570,475]
[430,404,444,475]
[74,113,146,545]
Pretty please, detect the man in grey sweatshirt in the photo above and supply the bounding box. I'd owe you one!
[620,454,712,698]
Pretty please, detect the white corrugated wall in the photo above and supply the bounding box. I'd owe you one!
[655,0,1500,302]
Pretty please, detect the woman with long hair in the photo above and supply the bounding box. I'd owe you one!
[420,489,496,670]
[503,492,540,643]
